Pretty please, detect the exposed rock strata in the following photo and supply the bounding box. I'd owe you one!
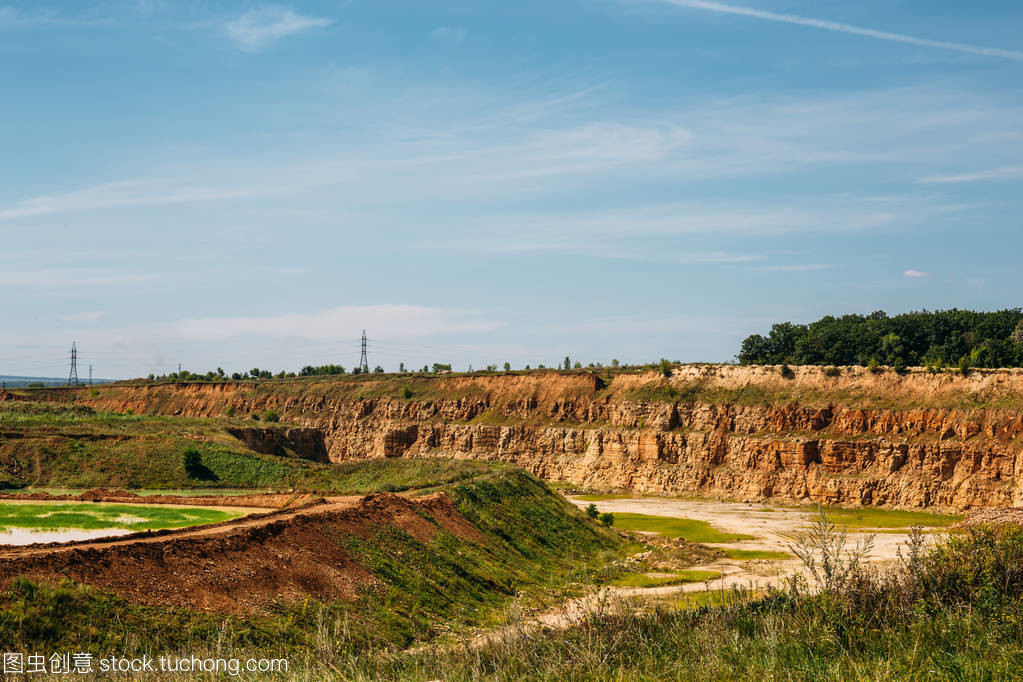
[61,367,1023,510]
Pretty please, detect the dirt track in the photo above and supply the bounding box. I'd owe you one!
[0,492,481,613]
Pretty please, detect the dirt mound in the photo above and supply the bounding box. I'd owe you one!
[957,508,1023,528]
[0,492,482,613]
[80,488,136,500]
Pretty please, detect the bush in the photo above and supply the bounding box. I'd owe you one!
[224,405,235,417]
[401,385,413,399]
[183,447,202,478]
[599,512,615,527]
[824,366,841,378]
[958,355,971,376]
[659,358,672,378]
[779,364,795,379]
[250,413,260,421]
[263,410,280,423]
[585,503,599,519]
[867,358,880,373]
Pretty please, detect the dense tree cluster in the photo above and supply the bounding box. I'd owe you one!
[738,309,1023,369]
[298,364,346,376]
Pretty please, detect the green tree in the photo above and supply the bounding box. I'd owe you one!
[585,503,599,519]
[599,512,615,527]
[564,356,571,370]
[659,358,672,378]
[183,447,203,478]
[1011,320,1023,347]
[881,333,905,366]
[503,362,511,372]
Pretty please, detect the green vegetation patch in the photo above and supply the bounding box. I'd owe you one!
[0,502,241,531]
[738,308,1023,368]
[612,569,721,588]
[611,512,754,543]
[721,548,791,560]
[817,506,961,529]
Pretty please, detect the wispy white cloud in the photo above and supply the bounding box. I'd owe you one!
[431,26,466,43]
[0,179,275,221]
[225,6,330,52]
[0,268,159,288]
[918,166,1023,184]
[0,84,1013,230]
[755,263,835,272]
[54,310,107,323]
[175,305,501,342]
[654,0,1023,60]
[903,269,929,278]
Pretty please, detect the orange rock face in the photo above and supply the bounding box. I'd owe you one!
[64,367,1023,511]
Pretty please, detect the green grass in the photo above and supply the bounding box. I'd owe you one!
[721,548,791,560]
[611,512,754,543]
[612,569,722,588]
[816,505,962,529]
[573,494,634,502]
[0,467,621,656]
[0,400,503,494]
[0,502,241,531]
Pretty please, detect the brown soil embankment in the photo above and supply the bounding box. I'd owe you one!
[39,366,1023,510]
[0,492,481,613]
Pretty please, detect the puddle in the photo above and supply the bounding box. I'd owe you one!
[0,527,134,546]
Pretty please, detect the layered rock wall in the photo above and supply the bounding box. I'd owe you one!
[64,367,1023,510]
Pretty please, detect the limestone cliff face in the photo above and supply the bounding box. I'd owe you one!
[67,367,1023,510]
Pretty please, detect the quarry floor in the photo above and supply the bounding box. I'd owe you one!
[567,495,918,593]
[484,495,924,634]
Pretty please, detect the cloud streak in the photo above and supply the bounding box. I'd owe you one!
[918,166,1023,184]
[656,0,1023,61]
[175,305,501,342]
[225,7,330,52]
[0,179,274,221]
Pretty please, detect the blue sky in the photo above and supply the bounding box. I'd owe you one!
[1,0,1021,378]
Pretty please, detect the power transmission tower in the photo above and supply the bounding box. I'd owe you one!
[359,330,369,374]
[68,342,80,386]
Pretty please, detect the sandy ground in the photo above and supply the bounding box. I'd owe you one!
[568,496,918,592]
[469,495,930,642]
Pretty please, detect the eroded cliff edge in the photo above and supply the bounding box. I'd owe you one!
[64,366,1023,510]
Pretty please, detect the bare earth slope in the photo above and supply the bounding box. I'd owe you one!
[38,365,1023,511]
[0,492,480,613]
